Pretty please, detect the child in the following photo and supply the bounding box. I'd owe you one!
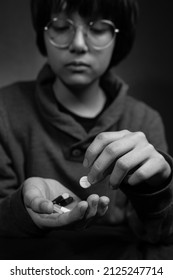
[0,0,173,259]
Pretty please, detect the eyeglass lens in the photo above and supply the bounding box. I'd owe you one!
[46,18,117,49]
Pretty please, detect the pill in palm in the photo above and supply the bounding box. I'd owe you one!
[79,176,91,188]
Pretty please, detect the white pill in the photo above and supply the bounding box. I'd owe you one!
[53,204,70,213]
[79,176,91,188]
[62,193,70,199]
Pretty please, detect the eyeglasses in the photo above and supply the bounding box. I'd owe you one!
[44,17,119,50]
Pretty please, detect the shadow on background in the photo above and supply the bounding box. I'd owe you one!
[0,0,173,154]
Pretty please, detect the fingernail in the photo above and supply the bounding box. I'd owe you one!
[109,182,119,190]
[88,175,96,185]
[80,205,87,217]
[83,158,89,168]
[92,201,97,207]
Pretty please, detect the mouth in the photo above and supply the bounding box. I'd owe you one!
[65,61,90,71]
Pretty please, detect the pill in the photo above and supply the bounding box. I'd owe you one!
[79,176,91,188]
[53,204,70,213]
[62,193,70,199]
[60,196,74,206]
[52,193,74,206]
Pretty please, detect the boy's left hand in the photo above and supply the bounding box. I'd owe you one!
[84,130,171,189]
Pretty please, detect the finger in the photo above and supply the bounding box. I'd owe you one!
[87,136,135,184]
[85,194,100,219]
[127,155,171,186]
[83,130,130,168]
[66,201,88,223]
[23,184,53,214]
[30,197,53,214]
[97,196,110,216]
[109,147,151,189]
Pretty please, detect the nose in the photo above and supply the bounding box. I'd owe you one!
[69,27,88,53]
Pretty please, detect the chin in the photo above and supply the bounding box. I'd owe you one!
[63,76,94,89]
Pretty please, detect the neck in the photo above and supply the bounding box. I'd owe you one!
[53,79,106,118]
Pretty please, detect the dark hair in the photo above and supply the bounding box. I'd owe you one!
[30,0,139,66]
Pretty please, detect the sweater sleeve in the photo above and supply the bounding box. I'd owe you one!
[122,108,173,243]
[0,106,43,237]
[0,187,44,237]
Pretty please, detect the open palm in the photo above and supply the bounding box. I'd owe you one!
[22,177,109,229]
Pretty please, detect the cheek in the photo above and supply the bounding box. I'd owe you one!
[96,48,114,74]
[44,36,65,72]
[46,48,66,76]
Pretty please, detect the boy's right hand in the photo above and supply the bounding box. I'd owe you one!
[22,177,109,229]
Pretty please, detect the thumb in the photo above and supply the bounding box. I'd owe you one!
[23,183,53,214]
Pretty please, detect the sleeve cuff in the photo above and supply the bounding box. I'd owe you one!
[9,187,44,237]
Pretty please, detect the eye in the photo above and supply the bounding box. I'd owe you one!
[91,28,105,35]
[52,22,71,33]
[90,21,111,35]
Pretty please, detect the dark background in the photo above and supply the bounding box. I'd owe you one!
[0,0,173,155]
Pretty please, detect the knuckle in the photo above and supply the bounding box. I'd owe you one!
[156,152,164,161]
[96,132,107,142]
[134,131,146,140]
[122,129,130,134]
[155,154,166,168]
[116,158,129,171]
[147,143,155,153]
[104,144,115,156]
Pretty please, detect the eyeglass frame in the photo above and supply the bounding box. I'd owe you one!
[44,17,120,50]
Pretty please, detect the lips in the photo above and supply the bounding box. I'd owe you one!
[66,61,90,67]
[65,61,90,71]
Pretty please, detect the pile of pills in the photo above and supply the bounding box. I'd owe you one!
[52,193,73,213]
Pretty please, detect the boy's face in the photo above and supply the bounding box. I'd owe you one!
[44,13,115,89]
